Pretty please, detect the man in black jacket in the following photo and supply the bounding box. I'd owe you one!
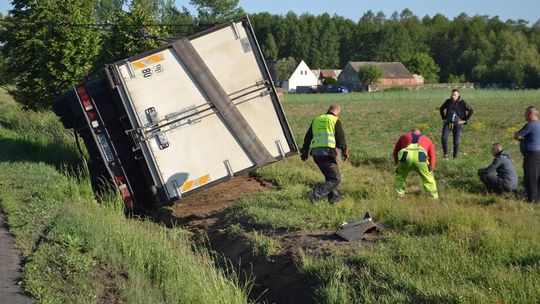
[477,143,518,193]
[300,104,348,204]
[439,89,474,159]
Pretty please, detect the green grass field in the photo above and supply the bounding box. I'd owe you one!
[1,88,539,303]
[233,89,540,303]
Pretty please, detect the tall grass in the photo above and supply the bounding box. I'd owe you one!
[0,90,249,303]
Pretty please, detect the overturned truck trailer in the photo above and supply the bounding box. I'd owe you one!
[53,16,298,211]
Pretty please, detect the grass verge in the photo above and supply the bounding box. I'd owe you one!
[0,89,249,303]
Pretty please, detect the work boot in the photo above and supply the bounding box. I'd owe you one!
[328,191,340,204]
[308,190,321,203]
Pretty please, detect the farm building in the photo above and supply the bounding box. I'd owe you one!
[285,60,318,93]
[311,69,342,85]
[338,61,420,91]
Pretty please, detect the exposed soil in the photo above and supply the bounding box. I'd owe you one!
[152,173,383,304]
[94,262,126,304]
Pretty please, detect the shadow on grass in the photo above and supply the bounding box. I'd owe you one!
[350,155,394,171]
[0,137,84,172]
[0,116,16,130]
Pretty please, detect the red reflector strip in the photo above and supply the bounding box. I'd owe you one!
[114,176,124,185]
[87,111,97,121]
[118,184,133,210]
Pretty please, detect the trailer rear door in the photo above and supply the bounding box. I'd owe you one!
[108,17,296,202]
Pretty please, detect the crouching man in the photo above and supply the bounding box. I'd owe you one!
[393,128,438,199]
[477,143,518,193]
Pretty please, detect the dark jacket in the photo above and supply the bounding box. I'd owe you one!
[439,98,474,123]
[301,112,347,158]
[478,150,518,188]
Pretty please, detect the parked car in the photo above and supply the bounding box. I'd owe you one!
[326,85,349,93]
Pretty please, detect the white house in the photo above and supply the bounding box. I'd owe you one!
[286,60,318,93]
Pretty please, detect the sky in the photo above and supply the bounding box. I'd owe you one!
[0,0,539,24]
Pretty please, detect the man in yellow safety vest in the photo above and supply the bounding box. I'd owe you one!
[300,104,349,204]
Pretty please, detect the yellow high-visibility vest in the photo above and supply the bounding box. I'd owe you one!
[397,134,429,164]
[310,114,338,149]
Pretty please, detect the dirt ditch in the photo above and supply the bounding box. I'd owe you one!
[152,174,382,303]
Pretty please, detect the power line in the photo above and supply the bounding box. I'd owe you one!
[0,19,217,28]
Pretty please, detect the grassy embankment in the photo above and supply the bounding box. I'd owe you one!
[0,89,249,303]
[231,89,540,303]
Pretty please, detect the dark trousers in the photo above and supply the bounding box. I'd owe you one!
[523,152,540,203]
[441,123,462,158]
[310,156,341,203]
[478,172,512,194]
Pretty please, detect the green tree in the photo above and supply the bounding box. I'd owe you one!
[405,52,440,83]
[447,74,465,83]
[0,12,11,90]
[0,47,11,91]
[262,33,278,60]
[314,13,339,68]
[322,77,337,86]
[1,0,101,109]
[103,2,169,63]
[189,0,244,23]
[94,0,126,23]
[274,57,296,81]
[524,64,540,89]
[333,16,356,67]
[488,30,539,87]
[160,2,196,37]
[358,64,383,89]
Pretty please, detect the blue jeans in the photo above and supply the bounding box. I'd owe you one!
[441,122,462,158]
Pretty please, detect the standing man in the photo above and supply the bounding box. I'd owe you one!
[439,89,474,159]
[514,106,540,203]
[393,128,438,199]
[300,104,348,204]
[477,143,518,194]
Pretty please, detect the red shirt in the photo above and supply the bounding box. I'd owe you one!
[393,132,436,170]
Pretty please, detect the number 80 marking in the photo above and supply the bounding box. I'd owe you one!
[142,68,152,78]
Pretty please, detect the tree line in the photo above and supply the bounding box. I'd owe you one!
[0,1,539,110]
[252,10,540,88]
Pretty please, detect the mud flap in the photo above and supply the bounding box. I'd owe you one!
[335,217,378,242]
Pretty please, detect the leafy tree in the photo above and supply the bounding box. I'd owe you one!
[160,2,196,38]
[358,64,383,89]
[1,0,101,109]
[0,48,11,91]
[447,74,466,83]
[262,33,278,60]
[405,52,440,83]
[103,2,169,63]
[95,0,126,23]
[333,16,356,67]
[0,12,11,91]
[323,77,337,86]
[524,64,540,89]
[314,13,339,68]
[274,57,296,81]
[189,0,244,23]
